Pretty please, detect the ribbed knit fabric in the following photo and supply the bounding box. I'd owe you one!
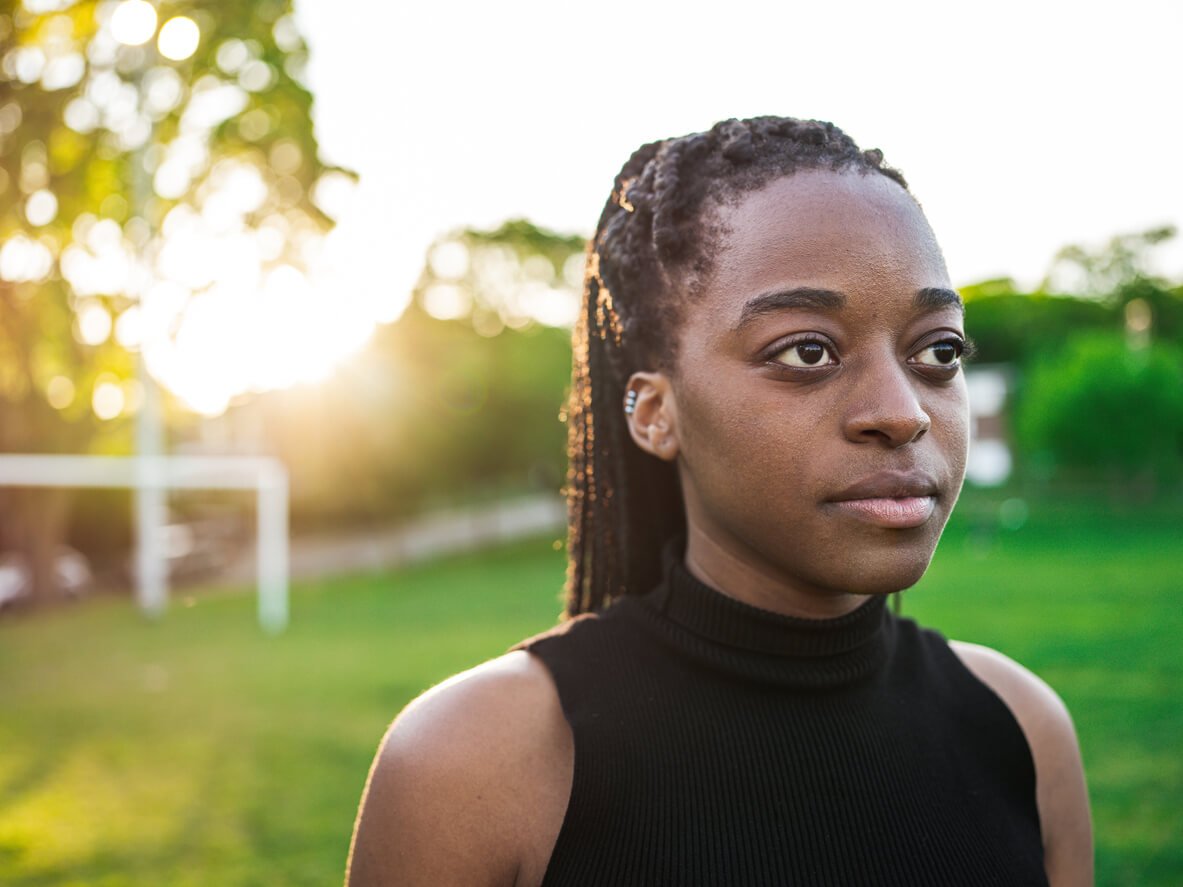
[519,546,1047,886]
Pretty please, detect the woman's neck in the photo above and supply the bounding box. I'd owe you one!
[683,523,872,620]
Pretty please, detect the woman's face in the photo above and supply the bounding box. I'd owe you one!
[651,168,970,613]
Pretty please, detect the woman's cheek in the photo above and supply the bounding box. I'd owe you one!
[932,386,971,475]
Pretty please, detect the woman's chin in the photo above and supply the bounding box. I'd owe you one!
[834,555,935,598]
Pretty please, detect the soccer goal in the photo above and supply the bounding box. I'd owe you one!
[0,454,289,633]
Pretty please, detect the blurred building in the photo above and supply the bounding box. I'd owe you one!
[965,365,1013,487]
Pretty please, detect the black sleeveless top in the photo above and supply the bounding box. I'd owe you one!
[519,549,1047,886]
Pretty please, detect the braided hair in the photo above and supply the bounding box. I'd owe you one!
[564,116,910,616]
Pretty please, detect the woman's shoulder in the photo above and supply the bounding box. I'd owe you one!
[949,640,1094,886]
[947,640,1081,769]
[347,651,572,886]
[948,641,1069,730]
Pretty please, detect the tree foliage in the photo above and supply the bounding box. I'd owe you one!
[964,290,1114,366]
[1013,334,1183,489]
[966,238,1183,492]
[1041,225,1178,297]
[963,226,1183,367]
[0,0,343,598]
[258,220,584,529]
[1,0,339,443]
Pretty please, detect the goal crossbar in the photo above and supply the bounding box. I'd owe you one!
[0,454,288,633]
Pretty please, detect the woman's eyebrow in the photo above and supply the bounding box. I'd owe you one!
[734,288,846,330]
[735,285,964,331]
[914,287,965,314]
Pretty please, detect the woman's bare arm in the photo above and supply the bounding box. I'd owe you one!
[951,641,1094,887]
[346,651,572,887]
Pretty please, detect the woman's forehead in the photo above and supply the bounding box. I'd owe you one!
[705,168,950,306]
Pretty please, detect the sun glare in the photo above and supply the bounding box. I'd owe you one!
[109,0,157,48]
[32,147,378,419]
[157,17,200,62]
[135,209,377,417]
[3,0,593,426]
[140,262,374,417]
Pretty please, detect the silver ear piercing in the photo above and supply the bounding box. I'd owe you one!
[624,390,638,415]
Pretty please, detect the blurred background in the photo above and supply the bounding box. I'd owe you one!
[0,0,1180,884]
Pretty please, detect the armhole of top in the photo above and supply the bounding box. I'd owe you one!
[512,614,600,724]
[519,640,579,735]
[929,633,1042,794]
[520,643,579,886]
[945,641,1031,734]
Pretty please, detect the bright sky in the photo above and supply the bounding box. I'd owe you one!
[293,0,1182,315]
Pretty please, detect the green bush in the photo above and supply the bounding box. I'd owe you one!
[964,290,1114,365]
[1013,334,1183,486]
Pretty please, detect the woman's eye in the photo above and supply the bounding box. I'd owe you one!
[913,339,964,367]
[773,341,836,368]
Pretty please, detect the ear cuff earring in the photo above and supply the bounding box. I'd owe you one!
[624,390,638,415]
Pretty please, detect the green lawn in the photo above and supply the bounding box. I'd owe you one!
[0,493,1179,886]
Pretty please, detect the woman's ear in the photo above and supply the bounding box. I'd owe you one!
[623,371,680,462]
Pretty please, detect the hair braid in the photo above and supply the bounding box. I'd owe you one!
[563,116,909,615]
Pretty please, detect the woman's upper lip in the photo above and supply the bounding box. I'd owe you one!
[829,469,940,501]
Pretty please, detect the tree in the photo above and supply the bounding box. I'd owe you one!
[1013,334,1183,492]
[257,219,585,529]
[1040,225,1178,298]
[0,0,346,602]
[960,229,1183,367]
[962,289,1114,366]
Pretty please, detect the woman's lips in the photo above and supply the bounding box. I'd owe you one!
[828,496,936,529]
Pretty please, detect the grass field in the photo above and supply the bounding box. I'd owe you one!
[0,491,1180,885]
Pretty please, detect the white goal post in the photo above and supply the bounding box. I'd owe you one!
[0,454,289,633]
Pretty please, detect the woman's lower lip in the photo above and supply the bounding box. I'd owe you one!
[829,496,937,528]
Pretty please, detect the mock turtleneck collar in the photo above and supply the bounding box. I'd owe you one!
[621,540,895,688]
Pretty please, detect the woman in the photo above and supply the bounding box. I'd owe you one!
[347,117,1093,885]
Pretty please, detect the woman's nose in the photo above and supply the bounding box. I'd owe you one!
[841,361,931,448]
